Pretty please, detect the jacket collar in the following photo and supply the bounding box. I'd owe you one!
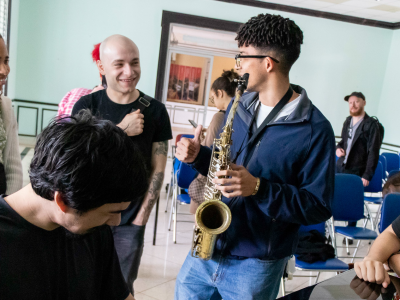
[238,84,312,125]
[345,112,370,125]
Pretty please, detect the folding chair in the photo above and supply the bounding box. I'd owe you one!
[281,222,348,295]
[389,170,400,179]
[364,162,384,227]
[379,193,400,233]
[381,152,400,173]
[379,155,388,180]
[332,174,377,262]
[168,161,198,243]
[165,134,194,212]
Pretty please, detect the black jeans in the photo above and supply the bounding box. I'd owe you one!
[111,224,146,295]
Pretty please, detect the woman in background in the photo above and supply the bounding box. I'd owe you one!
[0,34,23,194]
[188,69,239,214]
[57,43,104,117]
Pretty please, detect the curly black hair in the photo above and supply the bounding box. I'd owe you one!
[29,109,149,213]
[211,69,240,97]
[236,14,304,74]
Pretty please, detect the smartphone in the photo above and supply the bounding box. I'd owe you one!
[101,75,107,89]
[189,120,198,128]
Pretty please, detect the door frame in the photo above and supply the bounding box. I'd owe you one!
[154,11,241,102]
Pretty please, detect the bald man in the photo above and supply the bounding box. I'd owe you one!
[72,35,172,296]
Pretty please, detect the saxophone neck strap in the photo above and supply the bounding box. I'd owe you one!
[233,85,294,164]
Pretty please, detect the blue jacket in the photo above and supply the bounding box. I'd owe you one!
[191,85,335,260]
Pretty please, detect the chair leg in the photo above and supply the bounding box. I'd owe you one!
[165,177,173,212]
[374,204,382,231]
[315,272,320,284]
[364,203,375,231]
[346,238,350,255]
[280,277,286,297]
[173,192,178,244]
[329,217,338,256]
[351,240,362,263]
[168,182,176,231]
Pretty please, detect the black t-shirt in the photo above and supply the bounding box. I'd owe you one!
[392,215,400,239]
[72,90,172,224]
[0,196,129,300]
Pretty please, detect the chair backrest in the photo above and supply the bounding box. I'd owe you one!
[175,134,194,146]
[364,161,383,193]
[389,170,400,179]
[176,161,198,189]
[381,152,400,173]
[298,222,325,235]
[379,193,400,233]
[332,174,365,222]
[173,157,181,175]
[379,155,387,177]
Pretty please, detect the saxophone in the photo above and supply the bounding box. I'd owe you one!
[191,73,249,260]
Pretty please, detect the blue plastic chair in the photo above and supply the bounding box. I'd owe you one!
[364,162,385,229]
[165,134,194,212]
[169,160,198,243]
[332,174,378,262]
[379,155,388,179]
[379,193,400,233]
[381,152,400,173]
[364,161,383,196]
[294,222,348,284]
[389,170,400,179]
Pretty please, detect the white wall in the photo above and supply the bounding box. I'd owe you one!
[378,30,400,145]
[7,0,397,138]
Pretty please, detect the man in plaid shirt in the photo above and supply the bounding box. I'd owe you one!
[57,43,104,117]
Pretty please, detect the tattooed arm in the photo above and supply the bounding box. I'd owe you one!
[132,140,168,226]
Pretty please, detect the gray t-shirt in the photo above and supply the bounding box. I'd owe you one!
[344,117,364,164]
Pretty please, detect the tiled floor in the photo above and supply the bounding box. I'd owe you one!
[18,140,378,300]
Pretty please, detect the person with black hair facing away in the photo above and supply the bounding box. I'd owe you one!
[72,34,172,296]
[336,92,382,244]
[0,110,148,300]
[174,14,335,300]
[188,69,239,214]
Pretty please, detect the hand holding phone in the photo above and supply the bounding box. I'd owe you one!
[189,120,198,128]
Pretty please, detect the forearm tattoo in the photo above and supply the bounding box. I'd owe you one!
[154,140,168,156]
[144,171,164,214]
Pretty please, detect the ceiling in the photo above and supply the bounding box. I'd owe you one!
[256,0,400,23]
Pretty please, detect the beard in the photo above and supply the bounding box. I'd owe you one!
[350,108,363,117]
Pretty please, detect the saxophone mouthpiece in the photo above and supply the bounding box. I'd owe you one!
[235,73,249,94]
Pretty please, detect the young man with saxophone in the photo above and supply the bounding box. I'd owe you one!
[175,13,335,300]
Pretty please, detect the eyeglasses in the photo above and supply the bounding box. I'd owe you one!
[235,54,280,68]
[209,96,215,104]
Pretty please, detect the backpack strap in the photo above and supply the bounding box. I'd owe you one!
[135,94,153,113]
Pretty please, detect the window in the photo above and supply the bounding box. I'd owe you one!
[164,24,237,128]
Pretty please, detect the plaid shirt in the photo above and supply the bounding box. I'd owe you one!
[57,88,92,117]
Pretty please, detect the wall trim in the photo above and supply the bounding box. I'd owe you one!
[215,0,400,30]
[17,106,38,137]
